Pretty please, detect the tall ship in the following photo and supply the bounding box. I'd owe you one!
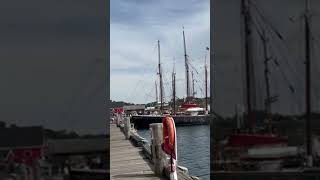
[213,0,320,172]
[152,27,209,116]
[120,28,211,129]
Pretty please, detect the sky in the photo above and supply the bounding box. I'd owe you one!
[0,0,107,134]
[110,0,210,104]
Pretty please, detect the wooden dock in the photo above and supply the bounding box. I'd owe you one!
[110,124,164,180]
[110,123,195,180]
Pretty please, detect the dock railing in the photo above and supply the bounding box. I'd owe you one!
[117,115,199,180]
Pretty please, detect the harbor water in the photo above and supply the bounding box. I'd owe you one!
[138,125,210,180]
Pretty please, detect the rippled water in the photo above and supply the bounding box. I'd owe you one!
[138,125,210,180]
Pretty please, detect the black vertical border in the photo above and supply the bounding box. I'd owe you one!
[210,0,214,179]
[106,0,110,177]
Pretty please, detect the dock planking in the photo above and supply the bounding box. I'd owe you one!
[110,124,165,180]
[110,124,195,180]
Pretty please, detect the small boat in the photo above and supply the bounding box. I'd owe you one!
[185,107,205,116]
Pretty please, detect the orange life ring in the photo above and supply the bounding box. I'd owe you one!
[162,116,175,156]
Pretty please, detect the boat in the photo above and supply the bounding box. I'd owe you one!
[213,0,312,171]
[184,107,205,116]
[180,103,200,111]
[216,132,302,171]
[135,28,209,119]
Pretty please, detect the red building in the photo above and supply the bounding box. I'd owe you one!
[112,107,124,115]
[0,126,45,165]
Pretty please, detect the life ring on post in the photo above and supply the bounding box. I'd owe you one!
[162,116,176,158]
[162,116,178,180]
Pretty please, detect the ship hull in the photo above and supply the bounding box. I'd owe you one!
[130,115,211,129]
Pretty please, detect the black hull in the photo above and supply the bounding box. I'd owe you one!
[69,169,108,180]
[131,115,211,129]
[212,171,320,180]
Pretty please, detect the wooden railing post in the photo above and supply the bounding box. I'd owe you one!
[116,114,121,127]
[150,123,163,176]
[124,116,131,140]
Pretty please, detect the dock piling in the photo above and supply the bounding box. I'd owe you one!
[124,116,131,139]
[150,123,164,176]
[116,114,121,127]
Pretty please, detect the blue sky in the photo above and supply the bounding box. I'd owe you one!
[111,0,210,104]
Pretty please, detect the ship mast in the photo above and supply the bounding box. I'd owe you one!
[241,0,255,132]
[304,0,312,167]
[155,80,158,103]
[192,71,195,97]
[205,47,209,112]
[172,59,176,115]
[261,30,273,134]
[158,40,164,113]
[183,27,191,100]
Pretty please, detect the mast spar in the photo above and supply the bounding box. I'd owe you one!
[205,47,209,112]
[304,0,312,167]
[155,81,158,103]
[183,26,191,100]
[261,30,273,133]
[192,71,195,97]
[172,58,176,115]
[158,40,164,113]
[241,0,255,132]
